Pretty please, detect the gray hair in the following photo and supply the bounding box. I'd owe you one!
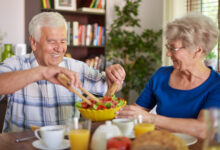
[28,12,67,42]
[165,13,218,56]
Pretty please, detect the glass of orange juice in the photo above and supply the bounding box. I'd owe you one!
[66,117,91,150]
[30,125,40,131]
[133,115,155,137]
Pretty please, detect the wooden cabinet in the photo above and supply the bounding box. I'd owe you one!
[25,0,106,61]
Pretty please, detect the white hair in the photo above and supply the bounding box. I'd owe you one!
[165,13,218,56]
[28,12,67,41]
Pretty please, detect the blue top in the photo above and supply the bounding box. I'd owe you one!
[136,66,220,118]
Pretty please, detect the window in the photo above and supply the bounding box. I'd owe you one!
[187,0,219,71]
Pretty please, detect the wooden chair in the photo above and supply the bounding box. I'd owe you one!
[0,97,7,132]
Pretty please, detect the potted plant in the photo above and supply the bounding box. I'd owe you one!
[0,29,7,62]
[204,51,217,70]
[106,0,162,101]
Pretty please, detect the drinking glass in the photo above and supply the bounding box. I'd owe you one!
[203,108,220,150]
[133,115,155,137]
[66,117,91,150]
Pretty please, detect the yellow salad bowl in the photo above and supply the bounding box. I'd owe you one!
[76,101,127,121]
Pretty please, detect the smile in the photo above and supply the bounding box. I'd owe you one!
[50,54,61,58]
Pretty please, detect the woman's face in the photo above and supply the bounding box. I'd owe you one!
[166,40,197,71]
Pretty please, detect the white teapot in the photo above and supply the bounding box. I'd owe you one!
[91,121,122,150]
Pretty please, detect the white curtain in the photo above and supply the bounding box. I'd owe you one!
[162,0,187,66]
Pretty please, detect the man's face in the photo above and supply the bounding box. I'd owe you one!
[32,26,67,66]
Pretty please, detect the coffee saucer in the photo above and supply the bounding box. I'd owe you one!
[129,133,135,140]
[32,139,70,150]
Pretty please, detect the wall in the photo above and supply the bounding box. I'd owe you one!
[0,0,163,103]
[107,0,163,103]
[162,0,187,66]
[0,0,25,46]
[107,0,162,32]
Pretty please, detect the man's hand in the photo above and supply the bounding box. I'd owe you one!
[41,66,82,88]
[105,64,126,88]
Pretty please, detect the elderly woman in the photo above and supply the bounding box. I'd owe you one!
[116,13,220,139]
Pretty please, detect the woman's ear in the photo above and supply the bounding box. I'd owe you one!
[29,36,37,51]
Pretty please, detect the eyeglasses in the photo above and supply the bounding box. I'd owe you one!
[165,44,185,52]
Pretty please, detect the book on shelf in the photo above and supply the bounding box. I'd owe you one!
[73,21,79,46]
[67,22,72,45]
[93,56,100,69]
[86,58,95,68]
[85,55,105,71]
[95,25,99,46]
[98,26,102,46]
[81,25,87,46]
[98,55,105,71]
[78,25,83,45]
[78,7,105,14]
[45,0,51,9]
[93,0,99,8]
[97,0,102,9]
[65,53,72,58]
[41,0,46,9]
[92,23,98,46]
[66,21,105,47]
[101,27,105,46]
[41,0,52,9]
[101,0,105,9]
[89,0,105,9]
[86,24,93,46]
[89,0,96,8]
[81,0,93,7]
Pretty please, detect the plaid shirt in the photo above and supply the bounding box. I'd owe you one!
[0,53,107,132]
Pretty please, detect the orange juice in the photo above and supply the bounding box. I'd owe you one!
[206,146,220,150]
[134,123,155,137]
[30,125,40,131]
[68,129,90,150]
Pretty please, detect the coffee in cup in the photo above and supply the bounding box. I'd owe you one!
[34,125,65,149]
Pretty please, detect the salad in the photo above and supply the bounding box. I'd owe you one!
[75,95,126,110]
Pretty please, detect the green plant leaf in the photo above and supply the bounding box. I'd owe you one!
[106,0,162,100]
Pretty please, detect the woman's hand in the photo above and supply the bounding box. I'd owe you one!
[116,104,154,123]
[105,64,126,87]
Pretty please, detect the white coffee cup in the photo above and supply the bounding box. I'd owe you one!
[112,118,134,138]
[34,125,65,149]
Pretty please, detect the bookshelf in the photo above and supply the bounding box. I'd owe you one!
[25,0,106,68]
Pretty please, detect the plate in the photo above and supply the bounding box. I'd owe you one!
[32,139,70,150]
[173,133,198,146]
[129,132,135,139]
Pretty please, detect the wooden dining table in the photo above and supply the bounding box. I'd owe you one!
[0,122,203,150]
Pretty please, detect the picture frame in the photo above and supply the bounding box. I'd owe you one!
[54,0,77,11]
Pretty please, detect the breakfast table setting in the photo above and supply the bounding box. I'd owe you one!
[0,121,202,150]
[0,74,212,150]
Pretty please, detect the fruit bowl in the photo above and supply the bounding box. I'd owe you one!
[76,97,127,121]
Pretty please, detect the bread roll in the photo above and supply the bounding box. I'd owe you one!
[130,130,188,150]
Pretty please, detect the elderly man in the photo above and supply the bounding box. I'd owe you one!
[0,12,125,132]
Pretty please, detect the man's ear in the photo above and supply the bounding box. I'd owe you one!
[193,46,203,59]
[29,35,37,51]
